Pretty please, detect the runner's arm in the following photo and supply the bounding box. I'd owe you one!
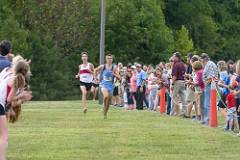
[94,65,104,79]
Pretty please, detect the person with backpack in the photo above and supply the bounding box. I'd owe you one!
[75,52,94,114]
[94,54,120,119]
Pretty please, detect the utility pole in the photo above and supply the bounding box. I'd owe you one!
[99,0,106,104]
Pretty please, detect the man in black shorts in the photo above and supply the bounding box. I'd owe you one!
[75,52,94,114]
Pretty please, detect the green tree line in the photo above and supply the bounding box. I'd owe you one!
[0,0,239,100]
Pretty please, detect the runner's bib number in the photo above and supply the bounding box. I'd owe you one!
[103,76,113,82]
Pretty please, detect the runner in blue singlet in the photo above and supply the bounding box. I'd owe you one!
[94,54,120,119]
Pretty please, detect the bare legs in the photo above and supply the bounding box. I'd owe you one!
[0,116,8,160]
[80,86,88,114]
[101,88,112,119]
[91,86,98,101]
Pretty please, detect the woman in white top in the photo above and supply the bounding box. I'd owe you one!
[75,52,94,114]
[148,71,159,111]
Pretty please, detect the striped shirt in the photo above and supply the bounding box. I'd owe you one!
[202,60,218,83]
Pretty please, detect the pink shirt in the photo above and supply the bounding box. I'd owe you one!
[196,69,204,90]
[130,74,137,92]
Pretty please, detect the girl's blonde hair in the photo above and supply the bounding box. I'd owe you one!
[217,60,228,72]
[12,55,24,66]
[13,60,30,89]
[9,58,31,123]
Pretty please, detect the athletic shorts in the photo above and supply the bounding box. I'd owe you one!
[100,84,114,94]
[0,104,5,116]
[92,83,99,88]
[80,81,92,91]
[113,86,119,96]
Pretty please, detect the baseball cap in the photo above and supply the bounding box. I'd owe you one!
[200,53,209,60]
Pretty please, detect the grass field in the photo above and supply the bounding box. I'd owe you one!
[7,101,240,160]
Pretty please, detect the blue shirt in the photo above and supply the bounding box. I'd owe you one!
[136,70,146,87]
[236,75,240,99]
[0,55,11,72]
[219,71,230,95]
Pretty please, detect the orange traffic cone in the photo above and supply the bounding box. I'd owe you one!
[209,80,218,127]
[160,87,166,114]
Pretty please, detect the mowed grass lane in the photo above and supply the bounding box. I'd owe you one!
[8,101,240,160]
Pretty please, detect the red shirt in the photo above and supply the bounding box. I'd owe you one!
[172,61,185,81]
[226,93,236,109]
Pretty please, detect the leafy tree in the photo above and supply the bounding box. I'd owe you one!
[0,0,28,55]
[175,25,194,56]
[164,0,220,56]
[105,0,174,64]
